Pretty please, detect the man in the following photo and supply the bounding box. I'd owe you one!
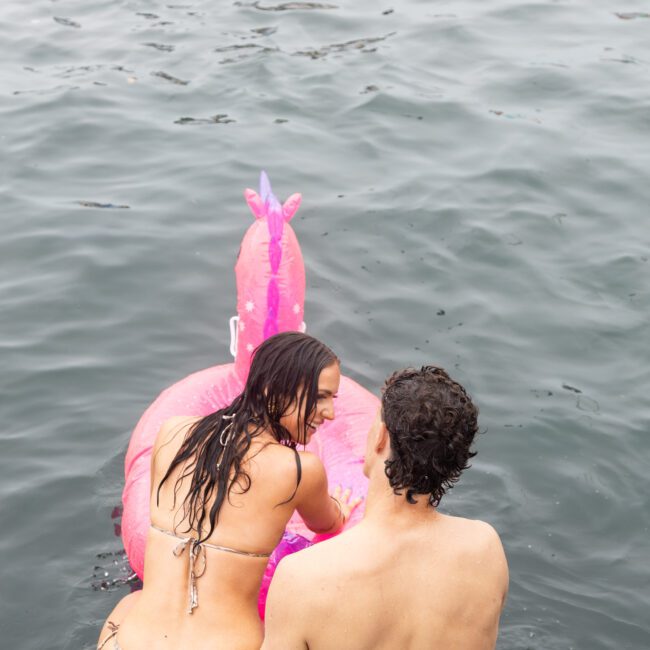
[262,366,508,650]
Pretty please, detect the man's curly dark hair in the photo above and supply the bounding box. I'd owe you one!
[382,366,479,507]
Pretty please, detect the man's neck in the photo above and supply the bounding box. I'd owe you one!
[362,465,439,527]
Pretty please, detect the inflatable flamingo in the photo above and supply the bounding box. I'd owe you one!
[121,172,379,615]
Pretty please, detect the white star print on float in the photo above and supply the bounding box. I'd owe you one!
[245,301,254,312]
[246,343,254,352]
[240,321,246,331]
[293,303,300,314]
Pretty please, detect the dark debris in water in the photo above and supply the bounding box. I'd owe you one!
[601,55,641,65]
[242,1,339,11]
[174,114,236,125]
[294,32,394,59]
[142,42,175,52]
[489,109,542,124]
[361,84,379,94]
[251,26,278,35]
[215,43,277,53]
[214,33,392,64]
[54,17,81,28]
[92,550,142,592]
[614,12,650,20]
[215,42,279,63]
[561,383,582,394]
[14,85,80,96]
[76,201,130,209]
[151,71,189,85]
[137,12,160,19]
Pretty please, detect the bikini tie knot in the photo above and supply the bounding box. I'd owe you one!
[172,536,207,614]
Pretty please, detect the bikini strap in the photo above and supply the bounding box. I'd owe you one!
[150,524,270,614]
[292,446,302,488]
[97,622,119,650]
[151,525,205,614]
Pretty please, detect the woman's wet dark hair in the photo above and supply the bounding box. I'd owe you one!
[157,332,338,544]
[381,366,479,507]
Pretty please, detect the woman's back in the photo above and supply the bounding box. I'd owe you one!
[98,332,347,650]
[116,416,307,649]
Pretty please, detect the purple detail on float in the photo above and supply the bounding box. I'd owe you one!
[260,170,272,204]
[267,200,284,241]
[263,320,278,339]
[259,172,285,339]
[268,279,279,314]
[263,279,280,339]
[269,239,282,274]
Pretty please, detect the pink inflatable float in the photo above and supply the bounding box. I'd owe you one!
[121,172,379,616]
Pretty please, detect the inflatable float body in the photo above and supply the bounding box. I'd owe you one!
[121,172,379,616]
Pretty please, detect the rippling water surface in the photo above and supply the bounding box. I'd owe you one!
[1,1,649,648]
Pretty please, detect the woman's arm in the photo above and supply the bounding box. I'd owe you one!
[294,452,360,535]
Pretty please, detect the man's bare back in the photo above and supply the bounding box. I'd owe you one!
[262,366,508,650]
[265,510,507,650]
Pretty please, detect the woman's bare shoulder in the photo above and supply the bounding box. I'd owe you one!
[155,415,200,447]
[248,443,323,488]
[295,449,325,471]
[296,450,327,486]
[257,446,325,478]
[151,416,202,472]
[250,440,299,467]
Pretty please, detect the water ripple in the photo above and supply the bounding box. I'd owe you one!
[2,1,649,648]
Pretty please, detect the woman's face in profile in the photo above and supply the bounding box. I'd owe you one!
[280,362,340,445]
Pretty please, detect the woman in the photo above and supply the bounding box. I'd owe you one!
[98,332,359,649]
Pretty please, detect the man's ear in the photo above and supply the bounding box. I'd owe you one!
[374,420,390,455]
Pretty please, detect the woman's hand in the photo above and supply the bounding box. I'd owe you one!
[330,485,363,525]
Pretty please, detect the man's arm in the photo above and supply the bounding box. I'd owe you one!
[261,556,309,650]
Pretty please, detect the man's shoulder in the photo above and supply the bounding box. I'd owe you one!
[275,531,360,592]
[444,513,501,540]
[278,534,340,577]
[470,518,504,549]
[445,515,508,585]
[440,514,507,563]
[466,517,502,540]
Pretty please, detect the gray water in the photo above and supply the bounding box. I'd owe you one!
[1,0,649,648]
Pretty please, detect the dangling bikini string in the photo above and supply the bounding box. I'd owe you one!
[150,525,271,614]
